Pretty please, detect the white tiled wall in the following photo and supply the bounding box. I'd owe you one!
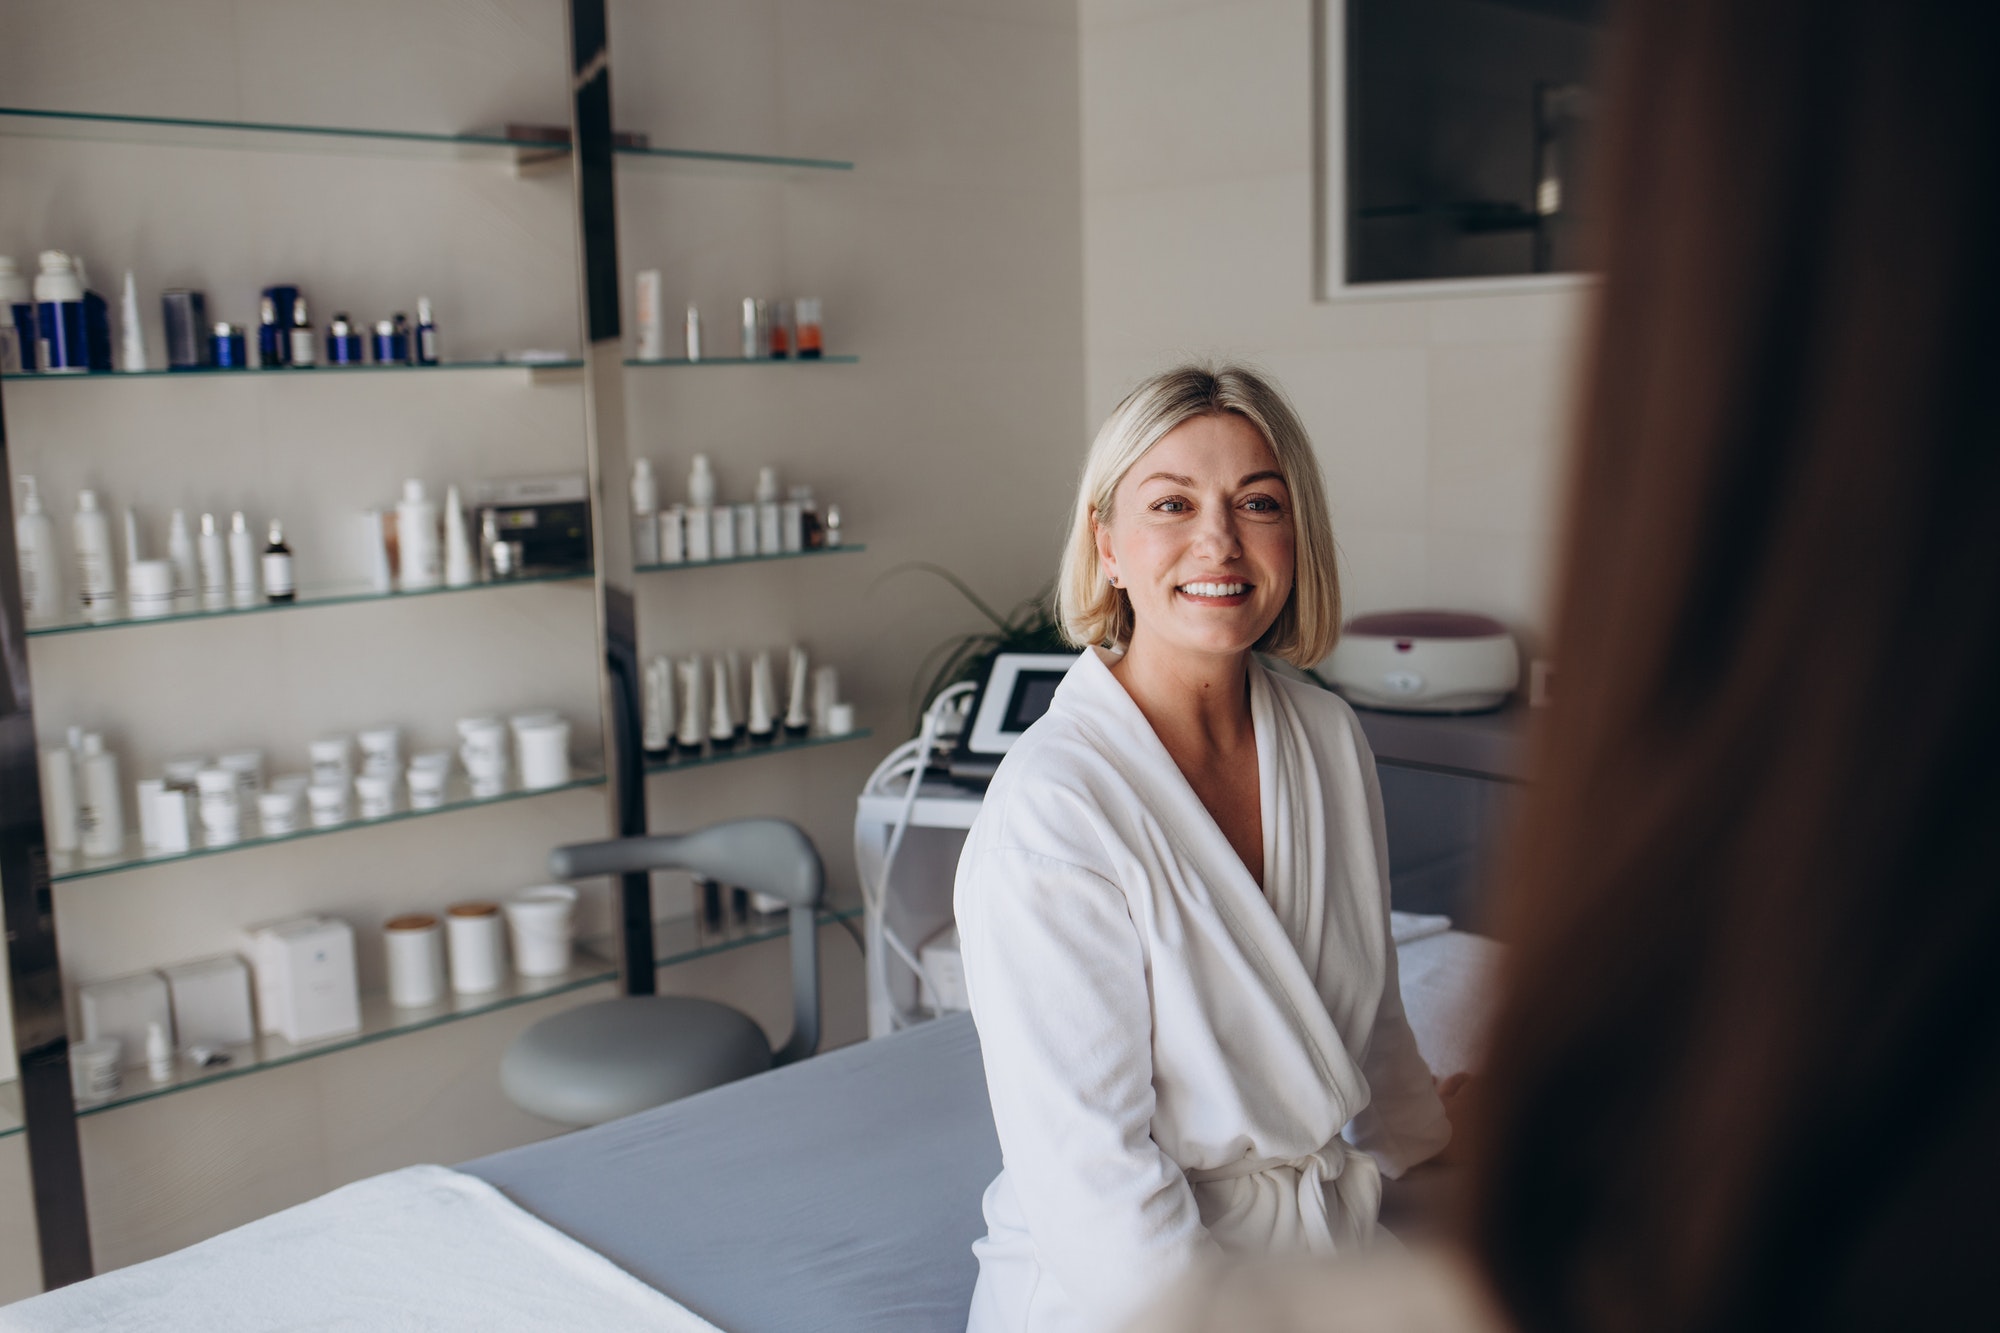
[1080,0,1585,654]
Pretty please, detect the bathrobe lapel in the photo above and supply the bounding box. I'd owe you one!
[1074,651,1371,1117]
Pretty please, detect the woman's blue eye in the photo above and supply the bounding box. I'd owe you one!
[1244,496,1282,513]
[1153,499,1187,513]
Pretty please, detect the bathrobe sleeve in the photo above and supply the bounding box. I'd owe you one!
[959,844,1217,1324]
[1341,732,1453,1178]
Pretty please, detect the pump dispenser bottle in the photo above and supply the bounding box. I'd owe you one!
[15,477,58,620]
[396,481,440,591]
[197,513,227,608]
[73,490,115,616]
[228,512,257,607]
[686,455,716,562]
[632,459,660,565]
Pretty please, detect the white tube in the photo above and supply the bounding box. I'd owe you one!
[119,271,147,372]
[675,657,706,750]
[443,485,475,588]
[197,513,227,609]
[784,646,811,734]
[39,746,79,853]
[634,270,664,360]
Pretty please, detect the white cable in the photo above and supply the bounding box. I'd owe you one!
[856,682,979,1030]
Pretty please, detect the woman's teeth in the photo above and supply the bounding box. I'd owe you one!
[1178,582,1249,597]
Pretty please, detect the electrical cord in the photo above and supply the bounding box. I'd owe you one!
[855,681,980,1030]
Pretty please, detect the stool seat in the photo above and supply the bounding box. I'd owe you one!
[501,996,774,1126]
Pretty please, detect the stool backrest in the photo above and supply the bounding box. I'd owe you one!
[549,818,825,1064]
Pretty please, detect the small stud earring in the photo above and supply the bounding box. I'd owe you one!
[1107,575,1119,588]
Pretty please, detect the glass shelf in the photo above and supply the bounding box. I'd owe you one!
[26,569,591,639]
[0,106,851,176]
[50,771,608,885]
[0,902,862,1131]
[635,544,862,576]
[1,358,582,384]
[644,728,872,775]
[624,355,859,369]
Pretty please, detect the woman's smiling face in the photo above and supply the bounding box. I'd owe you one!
[1094,412,1296,669]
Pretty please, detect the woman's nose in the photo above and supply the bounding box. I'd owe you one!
[1191,503,1240,558]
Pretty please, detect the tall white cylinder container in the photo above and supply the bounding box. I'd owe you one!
[446,902,505,994]
[384,913,446,1008]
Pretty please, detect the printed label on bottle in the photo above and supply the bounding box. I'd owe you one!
[262,553,294,597]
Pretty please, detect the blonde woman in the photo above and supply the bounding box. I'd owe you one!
[955,366,1452,1333]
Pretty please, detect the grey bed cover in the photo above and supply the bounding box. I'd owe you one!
[464,1012,999,1333]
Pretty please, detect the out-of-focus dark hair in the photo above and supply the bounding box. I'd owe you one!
[1466,0,2000,1329]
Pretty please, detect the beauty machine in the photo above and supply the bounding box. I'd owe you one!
[946,651,1079,786]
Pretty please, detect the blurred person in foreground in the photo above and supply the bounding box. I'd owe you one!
[1134,0,2000,1328]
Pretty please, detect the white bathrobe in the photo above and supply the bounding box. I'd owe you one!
[955,649,1450,1333]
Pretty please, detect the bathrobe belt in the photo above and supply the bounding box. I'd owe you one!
[1186,1143,1383,1257]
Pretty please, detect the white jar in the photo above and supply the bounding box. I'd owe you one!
[445,902,505,994]
[406,764,448,810]
[514,721,571,790]
[353,772,396,820]
[255,788,300,837]
[383,913,446,1008]
[194,767,242,847]
[503,885,577,978]
[306,783,349,827]
[308,736,352,788]
[69,1038,121,1102]
[356,726,401,779]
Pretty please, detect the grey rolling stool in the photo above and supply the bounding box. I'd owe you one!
[501,817,825,1127]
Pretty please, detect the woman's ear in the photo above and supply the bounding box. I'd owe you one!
[1093,512,1119,589]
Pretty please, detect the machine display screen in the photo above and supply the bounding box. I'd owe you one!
[1001,672,1065,734]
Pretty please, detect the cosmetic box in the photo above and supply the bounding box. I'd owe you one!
[162,954,256,1047]
[245,916,361,1045]
[79,971,173,1069]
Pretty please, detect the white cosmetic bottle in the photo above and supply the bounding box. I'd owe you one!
[119,271,147,372]
[15,477,59,621]
[632,459,660,565]
[443,485,475,588]
[755,466,782,555]
[76,732,123,858]
[197,513,227,609]
[635,270,665,360]
[166,509,197,608]
[396,480,441,591]
[227,512,257,608]
[72,489,116,616]
[685,455,716,562]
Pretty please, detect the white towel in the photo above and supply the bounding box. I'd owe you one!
[1388,911,1453,945]
[0,1164,723,1332]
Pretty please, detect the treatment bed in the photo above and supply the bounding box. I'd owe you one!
[0,925,1497,1332]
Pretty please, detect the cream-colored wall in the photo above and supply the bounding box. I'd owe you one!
[1081,0,1583,653]
[0,0,1082,1295]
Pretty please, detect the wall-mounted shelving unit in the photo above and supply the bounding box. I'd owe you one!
[0,902,865,1140]
[0,7,874,1285]
[0,106,852,179]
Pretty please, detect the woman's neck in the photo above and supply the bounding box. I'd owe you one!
[1106,639,1255,755]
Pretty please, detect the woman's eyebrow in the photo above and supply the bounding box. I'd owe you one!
[1240,470,1285,487]
[1137,471,1194,487]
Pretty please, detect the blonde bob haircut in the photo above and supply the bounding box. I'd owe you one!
[1056,364,1342,667]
